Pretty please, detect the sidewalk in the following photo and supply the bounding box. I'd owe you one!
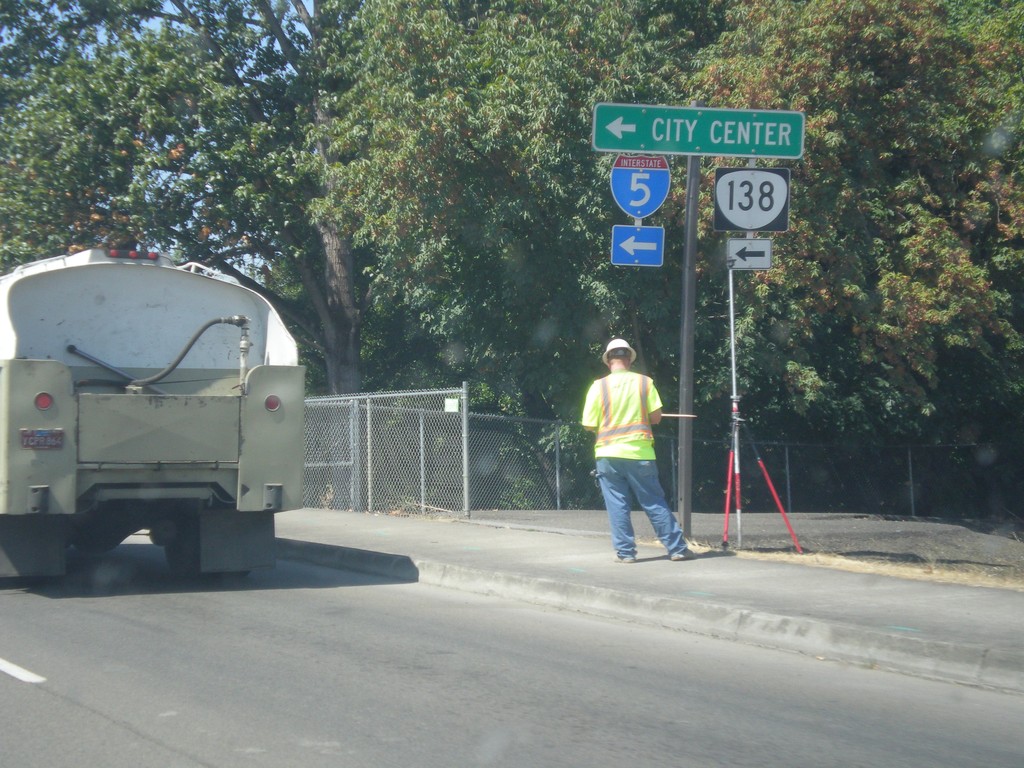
[275,508,1024,695]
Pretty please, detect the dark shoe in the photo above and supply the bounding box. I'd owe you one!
[670,549,698,562]
[615,555,637,564]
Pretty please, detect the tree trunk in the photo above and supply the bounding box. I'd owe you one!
[316,221,362,395]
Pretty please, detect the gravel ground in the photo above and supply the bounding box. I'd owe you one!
[464,509,1024,588]
[689,512,1024,586]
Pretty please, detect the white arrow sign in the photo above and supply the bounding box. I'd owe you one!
[727,238,772,270]
[606,116,637,140]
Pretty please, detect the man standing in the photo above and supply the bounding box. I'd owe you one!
[582,338,696,563]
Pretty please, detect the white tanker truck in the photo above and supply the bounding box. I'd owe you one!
[0,248,305,577]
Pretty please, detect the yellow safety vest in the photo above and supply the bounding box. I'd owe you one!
[583,371,659,459]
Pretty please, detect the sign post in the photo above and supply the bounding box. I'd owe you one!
[677,149,701,537]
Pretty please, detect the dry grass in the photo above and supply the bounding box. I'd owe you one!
[721,547,1024,592]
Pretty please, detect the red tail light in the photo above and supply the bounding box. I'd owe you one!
[34,392,54,411]
[108,249,159,260]
[264,395,282,412]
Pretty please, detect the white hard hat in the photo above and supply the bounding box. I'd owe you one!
[602,338,637,365]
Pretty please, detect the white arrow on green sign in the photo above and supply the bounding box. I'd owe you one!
[593,103,805,159]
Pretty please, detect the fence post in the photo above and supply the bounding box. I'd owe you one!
[908,446,916,517]
[670,435,678,514]
[350,400,361,512]
[785,443,793,514]
[555,421,563,511]
[462,381,470,517]
[419,409,427,515]
[366,398,374,514]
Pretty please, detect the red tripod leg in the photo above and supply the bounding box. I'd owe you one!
[755,458,803,554]
[722,448,734,548]
[741,421,803,555]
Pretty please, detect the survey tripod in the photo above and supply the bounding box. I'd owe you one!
[722,263,803,553]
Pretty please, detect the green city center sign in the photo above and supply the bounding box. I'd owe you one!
[592,103,805,159]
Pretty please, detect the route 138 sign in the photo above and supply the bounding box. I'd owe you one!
[713,167,790,232]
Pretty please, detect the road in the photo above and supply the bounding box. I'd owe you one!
[1,540,1022,767]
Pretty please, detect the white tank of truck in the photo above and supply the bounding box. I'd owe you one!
[0,248,305,577]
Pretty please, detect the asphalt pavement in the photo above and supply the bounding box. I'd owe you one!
[275,507,1024,695]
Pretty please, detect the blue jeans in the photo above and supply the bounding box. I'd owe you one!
[595,457,686,559]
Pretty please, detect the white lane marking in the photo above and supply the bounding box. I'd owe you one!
[0,656,46,684]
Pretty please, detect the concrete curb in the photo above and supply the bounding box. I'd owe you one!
[276,538,1024,694]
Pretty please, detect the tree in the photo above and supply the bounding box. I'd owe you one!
[0,0,368,393]
[0,2,159,265]
[3,0,1020,454]
[688,0,1024,448]
[325,0,724,417]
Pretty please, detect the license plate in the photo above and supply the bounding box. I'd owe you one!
[20,428,65,449]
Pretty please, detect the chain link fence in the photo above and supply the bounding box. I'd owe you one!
[305,387,468,515]
[304,388,1022,521]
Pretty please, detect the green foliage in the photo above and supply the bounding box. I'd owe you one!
[0,0,1021,468]
[0,0,369,393]
[690,0,1024,446]
[331,0,721,417]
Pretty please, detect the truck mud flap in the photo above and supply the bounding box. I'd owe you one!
[199,510,275,573]
[0,516,68,578]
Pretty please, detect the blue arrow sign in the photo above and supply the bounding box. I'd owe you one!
[612,225,664,267]
[610,155,671,219]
